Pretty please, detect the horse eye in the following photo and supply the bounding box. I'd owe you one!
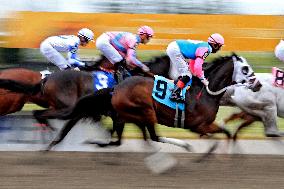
[241,66,249,75]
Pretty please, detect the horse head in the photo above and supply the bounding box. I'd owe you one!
[203,53,262,95]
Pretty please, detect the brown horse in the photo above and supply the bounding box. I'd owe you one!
[0,55,168,130]
[110,54,262,148]
[45,54,262,151]
[0,68,48,115]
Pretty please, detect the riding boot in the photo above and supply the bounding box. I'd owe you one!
[114,59,126,83]
[170,75,191,103]
[170,87,184,102]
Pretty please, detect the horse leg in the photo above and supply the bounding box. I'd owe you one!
[141,123,192,151]
[221,111,248,125]
[262,107,283,137]
[93,119,125,147]
[193,123,232,162]
[45,116,81,151]
[233,115,258,141]
[33,109,56,131]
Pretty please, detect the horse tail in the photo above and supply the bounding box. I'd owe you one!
[0,79,41,95]
[56,87,114,120]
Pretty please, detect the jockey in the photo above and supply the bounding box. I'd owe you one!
[275,39,284,62]
[40,28,94,70]
[95,26,154,76]
[167,33,225,102]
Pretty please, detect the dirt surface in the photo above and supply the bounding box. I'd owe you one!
[0,152,283,189]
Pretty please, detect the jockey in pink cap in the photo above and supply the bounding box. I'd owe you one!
[166,33,225,102]
[96,25,154,80]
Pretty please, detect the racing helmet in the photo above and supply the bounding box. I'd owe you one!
[137,26,154,37]
[78,28,94,42]
[208,33,225,46]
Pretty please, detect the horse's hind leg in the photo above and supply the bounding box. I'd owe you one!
[46,116,81,151]
[198,123,232,139]
[222,111,248,125]
[233,116,258,141]
[33,109,56,131]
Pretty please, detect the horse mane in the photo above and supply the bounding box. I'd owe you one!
[143,54,169,66]
[203,53,237,77]
[84,55,108,68]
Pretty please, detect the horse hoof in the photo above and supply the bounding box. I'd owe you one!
[265,131,283,137]
[83,140,110,147]
[184,143,193,152]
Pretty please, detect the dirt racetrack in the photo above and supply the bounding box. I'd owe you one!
[0,152,283,189]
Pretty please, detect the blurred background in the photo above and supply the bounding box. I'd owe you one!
[0,0,283,72]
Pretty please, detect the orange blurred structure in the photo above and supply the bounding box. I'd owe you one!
[4,11,284,51]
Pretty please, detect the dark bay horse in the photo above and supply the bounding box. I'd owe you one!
[110,55,262,147]
[0,55,169,129]
[45,54,262,150]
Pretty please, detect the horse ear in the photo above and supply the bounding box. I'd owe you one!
[231,52,238,58]
[232,54,238,63]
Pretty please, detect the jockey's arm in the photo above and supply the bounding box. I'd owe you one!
[192,47,210,79]
[125,48,149,72]
[191,57,205,79]
[67,51,86,68]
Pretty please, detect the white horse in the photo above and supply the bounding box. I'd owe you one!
[220,72,284,137]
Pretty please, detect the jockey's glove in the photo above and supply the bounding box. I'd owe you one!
[140,64,150,72]
[73,67,80,71]
[71,61,85,68]
[201,78,209,86]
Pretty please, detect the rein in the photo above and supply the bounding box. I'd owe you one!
[206,83,249,96]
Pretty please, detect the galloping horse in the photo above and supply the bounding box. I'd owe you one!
[218,72,284,139]
[0,68,48,115]
[45,54,262,150]
[110,54,261,147]
[0,55,168,129]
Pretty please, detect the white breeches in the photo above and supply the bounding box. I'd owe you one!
[166,41,192,80]
[96,33,123,64]
[40,40,69,70]
[275,40,284,62]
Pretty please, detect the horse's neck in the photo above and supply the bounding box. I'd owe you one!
[207,64,233,93]
[147,56,171,79]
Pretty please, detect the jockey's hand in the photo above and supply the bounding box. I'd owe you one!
[201,78,209,86]
[71,61,85,68]
[140,64,150,72]
[73,67,80,71]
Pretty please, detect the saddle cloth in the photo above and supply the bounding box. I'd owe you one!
[92,70,117,91]
[152,75,191,111]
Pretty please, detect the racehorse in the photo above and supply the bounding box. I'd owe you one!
[0,54,168,130]
[217,72,284,139]
[0,68,48,115]
[45,54,262,151]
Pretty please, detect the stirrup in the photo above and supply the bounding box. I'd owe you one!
[170,95,185,103]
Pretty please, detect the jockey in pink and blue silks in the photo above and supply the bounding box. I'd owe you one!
[167,33,225,102]
[95,26,154,76]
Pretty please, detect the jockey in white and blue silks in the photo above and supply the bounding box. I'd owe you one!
[96,26,154,75]
[167,33,225,102]
[275,39,284,63]
[40,28,94,70]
